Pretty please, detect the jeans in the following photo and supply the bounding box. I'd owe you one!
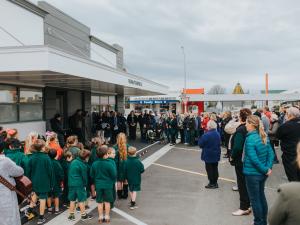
[245,175,268,225]
[184,129,190,143]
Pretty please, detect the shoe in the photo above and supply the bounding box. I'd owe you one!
[47,208,53,214]
[76,207,81,212]
[54,210,60,215]
[130,204,138,210]
[37,217,46,224]
[81,213,93,221]
[232,186,238,191]
[232,209,251,216]
[68,214,75,221]
[205,183,218,189]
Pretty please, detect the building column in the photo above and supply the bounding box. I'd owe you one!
[116,95,125,114]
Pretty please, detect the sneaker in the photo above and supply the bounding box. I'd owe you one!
[205,183,218,189]
[232,186,238,191]
[37,217,46,224]
[232,209,251,216]
[130,204,138,210]
[81,213,93,221]
[68,214,75,221]
[54,210,60,215]
[47,208,53,214]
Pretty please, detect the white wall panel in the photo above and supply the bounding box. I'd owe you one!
[0,0,44,47]
[2,121,46,141]
[91,42,117,68]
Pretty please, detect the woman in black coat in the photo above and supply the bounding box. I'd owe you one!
[50,113,65,147]
[127,111,138,140]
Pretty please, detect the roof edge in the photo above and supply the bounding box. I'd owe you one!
[90,35,119,54]
[8,0,48,17]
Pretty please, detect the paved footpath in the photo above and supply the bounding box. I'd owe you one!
[28,143,286,225]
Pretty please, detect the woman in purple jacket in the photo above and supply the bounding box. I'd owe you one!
[199,120,221,189]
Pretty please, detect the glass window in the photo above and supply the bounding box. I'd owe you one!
[109,96,116,105]
[91,96,100,105]
[19,104,43,121]
[0,104,17,122]
[0,85,17,103]
[100,96,109,105]
[20,88,43,103]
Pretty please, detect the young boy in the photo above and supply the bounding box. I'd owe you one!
[68,149,93,221]
[27,139,54,224]
[124,147,145,210]
[47,149,64,214]
[90,146,117,223]
[4,138,26,169]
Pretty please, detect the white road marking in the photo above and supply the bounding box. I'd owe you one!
[45,142,172,225]
[137,141,159,154]
[112,208,148,225]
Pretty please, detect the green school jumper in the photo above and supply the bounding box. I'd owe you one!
[113,144,130,182]
[23,153,33,177]
[5,148,26,169]
[88,146,98,166]
[124,156,145,192]
[68,158,88,202]
[50,159,64,197]
[107,158,117,207]
[90,158,117,203]
[28,152,54,199]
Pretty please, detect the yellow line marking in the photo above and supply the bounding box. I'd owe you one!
[152,163,236,183]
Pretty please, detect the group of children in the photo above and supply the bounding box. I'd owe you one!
[0,127,144,224]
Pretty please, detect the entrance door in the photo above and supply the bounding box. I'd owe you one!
[56,91,67,128]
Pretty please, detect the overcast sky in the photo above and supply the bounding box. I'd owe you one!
[32,0,300,93]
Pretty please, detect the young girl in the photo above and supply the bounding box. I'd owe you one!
[113,133,130,199]
[107,147,117,208]
[46,132,63,160]
[65,136,80,158]
[24,132,38,155]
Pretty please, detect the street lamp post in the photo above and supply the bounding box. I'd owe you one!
[181,46,187,113]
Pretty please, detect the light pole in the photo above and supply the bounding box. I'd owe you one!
[181,46,188,113]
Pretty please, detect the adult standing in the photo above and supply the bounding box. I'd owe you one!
[50,113,65,148]
[221,111,232,158]
[244,115,274,225]
[276,107,300,181]
[69,110,85,143]
[268,143,300,225]
[268,113,280,164]
[199,120,221,189]
[230,108,252,216]
[168,113,178,146]
[0,142,24,225]
[127,111,138,140]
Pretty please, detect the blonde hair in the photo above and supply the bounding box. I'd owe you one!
[46,132,58,147]
[297,142,300,169]
[247,115,267,145]
[24,131,38,154]
[116,132,127,160]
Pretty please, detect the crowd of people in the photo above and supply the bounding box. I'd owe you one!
[1,105,300,225]
[0,128,144,224]
[197,106,300,225]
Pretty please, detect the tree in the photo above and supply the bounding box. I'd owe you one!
[208,85,226,107]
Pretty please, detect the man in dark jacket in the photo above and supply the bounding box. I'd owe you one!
[50,114,65,147]
[277,107,300,181]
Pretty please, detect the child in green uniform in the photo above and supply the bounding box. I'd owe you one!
[27,139,54,225]
[4,138,26,169]
[47,149,64,214]
[60,151,73,206]
[107,147,117,209]
[90,146,117,223]
[68,149,93,221]
[113,133,130,199]
[124,147,145,210]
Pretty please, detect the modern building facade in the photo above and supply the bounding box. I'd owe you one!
[0,0,167,140]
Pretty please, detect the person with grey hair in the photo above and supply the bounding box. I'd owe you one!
[277,107,300,181]
[199,120,221,189]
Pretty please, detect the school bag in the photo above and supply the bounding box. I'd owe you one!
[224,119,240,135]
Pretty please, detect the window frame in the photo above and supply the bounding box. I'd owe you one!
[0,84,44,124]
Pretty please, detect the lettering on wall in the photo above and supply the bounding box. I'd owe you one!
[128,79,143,87]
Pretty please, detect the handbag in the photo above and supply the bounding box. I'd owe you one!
[0,175,32,204]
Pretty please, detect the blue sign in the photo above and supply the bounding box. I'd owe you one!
[129,100,178,104]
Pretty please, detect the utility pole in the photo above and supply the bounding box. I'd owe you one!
[181,46,188,113]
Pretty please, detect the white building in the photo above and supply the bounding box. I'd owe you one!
[0,0,167,139]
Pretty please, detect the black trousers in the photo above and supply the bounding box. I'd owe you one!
[179,129,185,143]
[282,154,300,181]
[205,162,219,185]
[129,126,136,140]
[270,140,279,162]
[235,161,250,210]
